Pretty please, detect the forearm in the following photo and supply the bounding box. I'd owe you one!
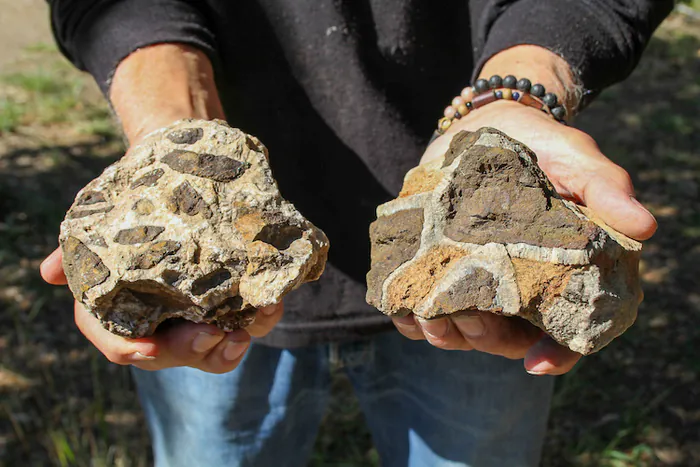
[470,0,673,101]
[110,44,225,145]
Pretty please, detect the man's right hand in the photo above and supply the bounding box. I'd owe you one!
[39,43,282,373]
[41,248,283,373]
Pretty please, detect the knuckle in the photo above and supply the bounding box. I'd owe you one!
[619,167,633,182]
[594,164,633,189]
[569,128,598,148]
[611,166,633,186]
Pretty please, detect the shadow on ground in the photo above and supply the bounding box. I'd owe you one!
[0,132,149,466]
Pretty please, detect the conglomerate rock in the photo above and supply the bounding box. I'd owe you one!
[61,119,329,337]
[366,128,642,355]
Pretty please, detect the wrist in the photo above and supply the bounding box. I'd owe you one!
[447,99,551,135]
[110,44,225,145]
[479,45,581,116]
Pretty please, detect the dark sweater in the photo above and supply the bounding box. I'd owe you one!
[48,0,672,347]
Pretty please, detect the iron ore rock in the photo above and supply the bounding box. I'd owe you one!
[366,128,642,355]
[61,119,329,337]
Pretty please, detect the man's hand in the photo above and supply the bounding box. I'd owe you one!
[393,46,657,375]
[41,243,283,373]
[39,43,282,373]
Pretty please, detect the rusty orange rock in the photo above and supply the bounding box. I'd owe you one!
[367,128,642,355]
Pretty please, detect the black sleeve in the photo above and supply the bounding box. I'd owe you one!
[469,0,673,104]
[47,0,217,95]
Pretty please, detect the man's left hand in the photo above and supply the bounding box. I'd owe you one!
[392,98,656,376]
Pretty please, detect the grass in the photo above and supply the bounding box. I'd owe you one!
[0,46,115,135]
[680,0,700,12]
[1,11,699,467]
[0,45,136,467]
[0,98,24,133]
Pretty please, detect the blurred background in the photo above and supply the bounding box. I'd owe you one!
[0,1,698,466]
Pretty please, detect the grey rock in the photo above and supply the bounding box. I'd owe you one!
[61,119,329,338]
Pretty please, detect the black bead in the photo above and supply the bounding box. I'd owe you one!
[454,111,462,119]
[495,90,503,99]
[530,84,546,98]
[543,93,558,108]
[466,102,474,110]
[474,79,490,94]
[551,106,566,120]
[516,78,531,92]
[489,75,503,89]
[503,75,517,89]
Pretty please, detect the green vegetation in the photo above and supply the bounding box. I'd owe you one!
[0,46,115,136]
[680,0,700,11]
[0,97,23,133]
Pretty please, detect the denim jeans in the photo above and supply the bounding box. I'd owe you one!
[132,331,554,467]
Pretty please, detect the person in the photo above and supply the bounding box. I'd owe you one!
[41,1,670,465]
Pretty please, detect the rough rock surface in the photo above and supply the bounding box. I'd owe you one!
[366,128,642,355]
[61,119,329,337]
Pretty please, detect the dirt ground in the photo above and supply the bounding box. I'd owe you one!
[0,3,699,467]
[0,0,53,69]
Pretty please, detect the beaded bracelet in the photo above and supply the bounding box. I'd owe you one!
[436,75,567,135]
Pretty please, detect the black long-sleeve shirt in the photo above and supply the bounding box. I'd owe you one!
[48,0,672,347]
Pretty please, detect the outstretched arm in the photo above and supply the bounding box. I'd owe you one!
[392,0,673,375]
[44,0,283,372]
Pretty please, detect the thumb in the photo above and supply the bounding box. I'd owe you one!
[581,172,657,241]
[40,247,68,285]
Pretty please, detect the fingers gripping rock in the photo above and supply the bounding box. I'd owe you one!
[366,128,642,355]
[61,119,329,338]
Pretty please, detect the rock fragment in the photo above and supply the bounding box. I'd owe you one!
[61,119,329,338]
[114,226,165,245]
[62,237,110,297]
[130,169,164,189]
[366,127,642,355]
[77,191,106,206]
[161,150,248,182]
[166,127,204,145]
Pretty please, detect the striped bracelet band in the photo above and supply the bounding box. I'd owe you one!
[435,75,568,136]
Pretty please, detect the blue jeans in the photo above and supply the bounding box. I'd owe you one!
[133,331,554,467]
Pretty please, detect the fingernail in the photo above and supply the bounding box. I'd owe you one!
[260,304,278,316]
[223,341,249,361]
[131,352,156,361]
[526,361,556,375]
[192,332,222,353]
[453,315,485,338]
[418,318,449,338]
[629,196,652,215]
